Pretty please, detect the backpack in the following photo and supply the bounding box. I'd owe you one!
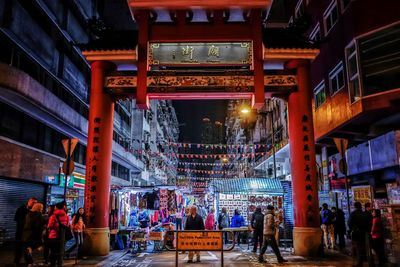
[55,215,73,241]
[321,209,333,225]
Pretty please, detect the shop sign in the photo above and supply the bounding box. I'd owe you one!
[177,231,222,251]
[66,188,79,198]
[387,182,400,205]
[59,172,86,189]
[352,185,373,206]
[44,175,59,185]
[148,42,252,66]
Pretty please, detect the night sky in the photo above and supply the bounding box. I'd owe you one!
[173,100,228,143]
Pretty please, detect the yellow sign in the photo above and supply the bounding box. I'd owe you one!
[177,231,222,251]
[352,185,373,206]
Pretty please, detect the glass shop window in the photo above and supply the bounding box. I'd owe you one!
[314,81,326,108]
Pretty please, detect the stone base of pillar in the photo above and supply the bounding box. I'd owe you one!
[293,227,322,256]
[83,227,110,256]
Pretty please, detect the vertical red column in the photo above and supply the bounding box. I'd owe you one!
[286,59,321,256]
[250,9,265,110]
[135,10,150,109]
[84,60,116,256]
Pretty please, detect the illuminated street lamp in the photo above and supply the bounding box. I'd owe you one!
[240,107,251,114]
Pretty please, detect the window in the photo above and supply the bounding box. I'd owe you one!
[310,23,321,42]
[314,81,326,108]
[358,23,400,96]
[323,0,338,35]
[295,0,305,18]
[345,43,361,102]
[341,0,351,11]
[329,62,345,95]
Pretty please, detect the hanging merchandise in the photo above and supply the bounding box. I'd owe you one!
[159,189,168,209]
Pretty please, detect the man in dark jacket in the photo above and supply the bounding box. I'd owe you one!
[348,202,368,267]
[14,197,37,265]
[250,207,264,253]
[185,206,205,263]
[332,207,346,250]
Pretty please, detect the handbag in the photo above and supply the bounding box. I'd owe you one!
[55,215,74,241]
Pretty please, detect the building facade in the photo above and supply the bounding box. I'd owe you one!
[0,0,147,243]
[293,0,400,260]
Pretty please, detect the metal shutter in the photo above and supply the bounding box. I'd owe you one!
[0,178,46,243]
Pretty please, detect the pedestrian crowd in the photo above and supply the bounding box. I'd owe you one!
[320,202,387,267]
[13,197,85,267]
[13,198,388,266]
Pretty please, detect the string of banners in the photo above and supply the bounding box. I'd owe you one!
[178,176,237,180]
[168,142,269,149]
[129,149,272,159]
[177,168,236,175]
[176,162,246,166]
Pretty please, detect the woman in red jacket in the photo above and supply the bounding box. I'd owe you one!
[371,209,386,265]
[47,202,70,267]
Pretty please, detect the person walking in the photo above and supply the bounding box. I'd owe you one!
[217,207,230,244]
[66,207,86,259]
[259,205,287,264]
[332,207,346,250]
[22,202,45,267]
[320,203,335,249]
[371,209,386,265]
[14,197,37,265]
[348,202,368,267]
[205,208,215,230]
[47,202,70,267]
[43,205,55,265]
[185,206,205,263]
[250,207,264,253]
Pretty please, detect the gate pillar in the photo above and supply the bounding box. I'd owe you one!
[285,59,321,256]
[83,60,116,256]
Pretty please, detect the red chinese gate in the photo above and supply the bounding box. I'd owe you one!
[81,1,321,257]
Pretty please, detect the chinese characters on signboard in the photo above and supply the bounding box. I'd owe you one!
[301,114,315,224]
[177,232,222,251]
[149,42,251,66]
[85,117,101,224]
[352,185,373,206]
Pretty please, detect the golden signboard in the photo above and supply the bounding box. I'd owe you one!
[352,185,373,206]
[177,231,222,251]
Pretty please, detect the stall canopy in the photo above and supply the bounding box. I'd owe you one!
[210,178,283,195]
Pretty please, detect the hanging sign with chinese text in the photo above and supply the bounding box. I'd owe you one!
[148,42,252,67]
[177,231,222,251]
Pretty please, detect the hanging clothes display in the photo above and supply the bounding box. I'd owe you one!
[159,189,168,209]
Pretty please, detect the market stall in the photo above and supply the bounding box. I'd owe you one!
[109,186,185,252]
[210,178,284,222]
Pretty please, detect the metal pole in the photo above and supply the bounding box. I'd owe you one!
[175,231,179,267]
[63,139,72,202]
[341,140,351,220]
[270,111,277,179]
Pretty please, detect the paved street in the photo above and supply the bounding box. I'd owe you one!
[106,249,354,267]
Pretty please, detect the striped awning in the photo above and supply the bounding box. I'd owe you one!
[210,178,283,194]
